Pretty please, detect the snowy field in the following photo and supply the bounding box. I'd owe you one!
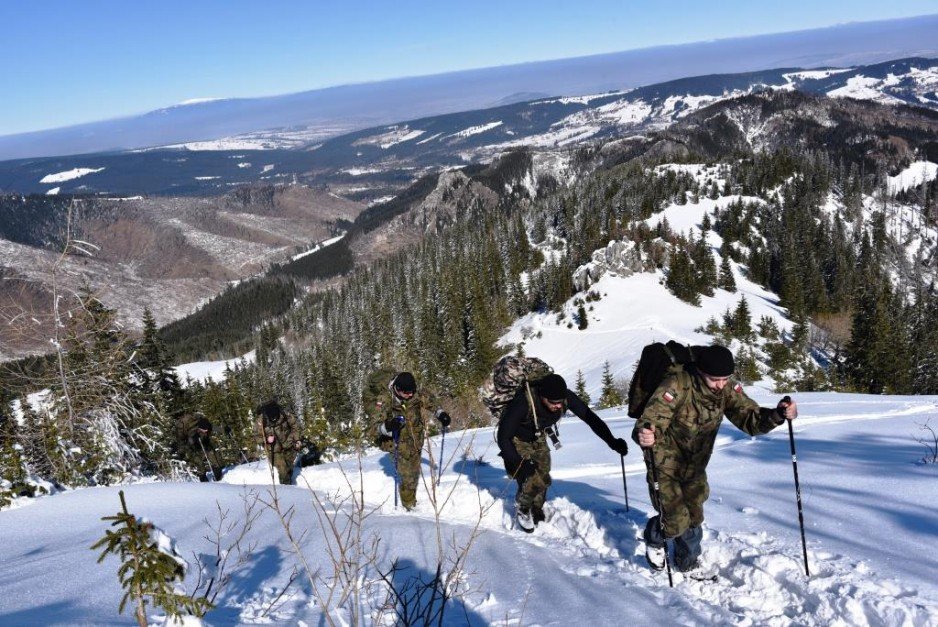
[0,394,936,625]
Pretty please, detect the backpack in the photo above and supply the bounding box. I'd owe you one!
[626,341,697,418]
[480,355,554,421]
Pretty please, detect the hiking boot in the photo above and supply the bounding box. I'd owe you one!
[516,508,536,533]
[532,506,546,525]
[645,544,666,571]
[680,559,718,581]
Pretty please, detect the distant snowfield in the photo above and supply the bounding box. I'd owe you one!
[887,160,938,194]
[1,394,936,625]
[290,233,346,261]
[39,167,105,184]
[174,350,256,384]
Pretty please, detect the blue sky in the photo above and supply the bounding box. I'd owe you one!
[1,1,935,136]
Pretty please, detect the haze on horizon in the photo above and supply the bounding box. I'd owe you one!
[1,1,937,137]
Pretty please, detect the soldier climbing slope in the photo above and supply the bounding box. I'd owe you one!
[497,372,629,533]
[363,370,450,511]
[633,344,797,579]
[254,400,301,484]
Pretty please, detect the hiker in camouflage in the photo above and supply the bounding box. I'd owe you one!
[173,412,222,481]
[498,373,629,532]
[363,370,449,511]
[633,345,798,577]
[255,400,301,484]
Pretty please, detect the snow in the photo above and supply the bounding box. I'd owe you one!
[887,160,938,194]
[193,176,220,181]
[782,68,853,82]
[236,162,251,169]
[45,186,60,195]
[416,132,443,145]
[290,233,346,261]
[1,393,936,625]
[176,97,225,106]
[174,350,256,385]
[534,90,630,106]
[354,126,426,149]
[39,167,106,184]
[827,75,904,104]
[451,121,503,138]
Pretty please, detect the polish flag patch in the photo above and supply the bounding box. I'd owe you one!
[663,391,675,403]
[734,383,743,394]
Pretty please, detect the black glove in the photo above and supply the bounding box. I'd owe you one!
[513,459,537,484]
[384,415,405,436]
[609,437,629,457]
[435,409,451,428]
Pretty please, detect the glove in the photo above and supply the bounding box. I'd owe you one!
[513,459,537,484]
[609,438,629,457]
[383,415,405,436]
[435,409,451,428]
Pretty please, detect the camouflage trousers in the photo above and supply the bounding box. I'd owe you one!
[393,427,424,510]
[268,449,295,485]
[644,457,710,539]
[507,435,552,513]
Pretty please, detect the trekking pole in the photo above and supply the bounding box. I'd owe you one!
[437,426,447,487]
[197,438,216,482]
[393,430,401,509]
[781,396,810,576]
[620,455,630,512]
[645,422,673,588]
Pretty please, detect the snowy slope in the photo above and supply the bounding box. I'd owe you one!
[504,190,789,398]
[0,395,936,625]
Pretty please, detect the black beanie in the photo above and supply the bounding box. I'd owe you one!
[196,417,212,432]
[538,374,568,401]
[394,372,417,394]
[255,400,282,422]
[696,345,735,377]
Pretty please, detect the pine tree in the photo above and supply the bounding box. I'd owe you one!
[576,304,588,330]
[718,255,737,292]
[732,296,753,341]
[599,362,623,408]
[574,369,591,406]
[91,491,213,625]
[666,244,701,306]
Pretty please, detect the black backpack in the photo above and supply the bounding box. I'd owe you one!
[627,341,698,418]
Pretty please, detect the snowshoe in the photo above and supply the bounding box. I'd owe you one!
[516,508,536,533]
[680,560,718,581]
[645,544,667,571]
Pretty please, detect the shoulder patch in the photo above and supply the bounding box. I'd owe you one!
[734,383,743,394]
[662,391,675,403]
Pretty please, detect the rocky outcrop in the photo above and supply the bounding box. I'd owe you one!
[573,239,644,291]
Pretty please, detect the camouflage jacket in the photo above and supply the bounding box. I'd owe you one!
[363,369,427,450]
[257,409,300,454]
[174,413,213,452]
[631,368,784,473]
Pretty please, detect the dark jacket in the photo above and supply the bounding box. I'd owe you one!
[497,384,617,471]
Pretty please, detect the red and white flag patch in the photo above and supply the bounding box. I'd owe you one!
[734,383,743,394]
[663,391,675,403]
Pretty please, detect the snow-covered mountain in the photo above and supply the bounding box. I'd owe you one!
[2,57,936,199]
[2,14,936,162]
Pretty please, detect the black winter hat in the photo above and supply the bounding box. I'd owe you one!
[255,400,282,422]
[696,345,735,377]
[538,374,568,401]
[394,372,417,394]
[196,417,212,432]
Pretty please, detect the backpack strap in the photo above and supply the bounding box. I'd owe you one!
[523,380,542,435]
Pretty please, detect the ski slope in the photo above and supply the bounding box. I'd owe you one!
[1,394,936,625]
